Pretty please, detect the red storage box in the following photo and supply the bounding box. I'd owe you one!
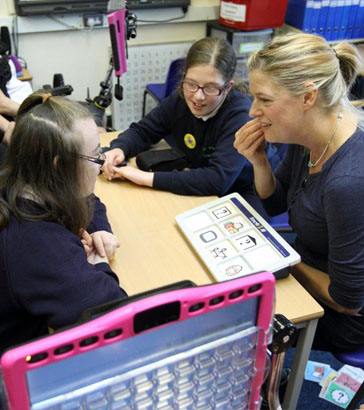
[219,0,289,31]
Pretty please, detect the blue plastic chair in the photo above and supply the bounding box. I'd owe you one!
[142,57,185,117]
[334,346,364,409]
[268,212,292,232]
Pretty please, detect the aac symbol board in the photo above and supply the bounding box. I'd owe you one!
[175,193,300,281]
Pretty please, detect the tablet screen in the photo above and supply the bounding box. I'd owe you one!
[27,297,259,408]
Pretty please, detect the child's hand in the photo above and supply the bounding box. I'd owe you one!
[112,166,154,187]
[102,148,125,180]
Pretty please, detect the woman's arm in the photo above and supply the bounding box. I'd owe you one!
[234,118,277,198]
[0,89,19,117]
[294,174,364,316]
[322,175,364,314]
[0,115,15,146]
[291,262,361,315]
[0,114,9,135]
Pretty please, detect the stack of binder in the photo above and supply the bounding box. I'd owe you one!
[285,0,364,41]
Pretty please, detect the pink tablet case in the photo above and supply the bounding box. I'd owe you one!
[1,272,275,410]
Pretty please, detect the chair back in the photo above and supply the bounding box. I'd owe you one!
[334,346,364,370]
[164,57,185,98]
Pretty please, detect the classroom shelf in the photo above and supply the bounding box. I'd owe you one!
[274,24,364,45]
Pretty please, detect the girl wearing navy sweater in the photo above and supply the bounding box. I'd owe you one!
[103,37,279,214]
[0,92,126,356]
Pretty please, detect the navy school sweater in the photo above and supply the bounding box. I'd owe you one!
[0,195,126,356]
[109,89,280,199]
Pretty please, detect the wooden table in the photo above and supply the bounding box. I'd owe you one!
[96,132,324,410]
[18,68,33,82]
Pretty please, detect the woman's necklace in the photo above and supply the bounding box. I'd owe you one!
[307,111,343,168]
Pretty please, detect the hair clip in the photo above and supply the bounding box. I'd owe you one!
[42,93,52,103]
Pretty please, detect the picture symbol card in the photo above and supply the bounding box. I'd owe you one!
[175,193,301,282]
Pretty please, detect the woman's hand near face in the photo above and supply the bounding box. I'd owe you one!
[111,166,154,188]
[234,118,276,199]
[234,118,267,166]
[102,148,125,180]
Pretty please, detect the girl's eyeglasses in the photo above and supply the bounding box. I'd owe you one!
[181,81,228,96]
[78,152,106,167]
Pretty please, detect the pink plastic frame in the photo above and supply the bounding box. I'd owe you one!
[107,8,127,77]
[1,272,275,410]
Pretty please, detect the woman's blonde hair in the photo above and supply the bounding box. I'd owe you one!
[248,33,364,123]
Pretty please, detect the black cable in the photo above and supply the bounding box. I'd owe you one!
[11,16,19,57]
[136,12,186,23]
[10,17,28,69]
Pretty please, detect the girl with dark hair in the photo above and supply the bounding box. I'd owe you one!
[103,37,279,213]
[0,92,126,356]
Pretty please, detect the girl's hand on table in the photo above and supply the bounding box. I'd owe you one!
[82,229,120,260]
[102,148,125,180]
[111,165,154,188]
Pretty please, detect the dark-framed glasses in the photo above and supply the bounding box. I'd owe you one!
[181,81,227,96]
[78,151,106,167]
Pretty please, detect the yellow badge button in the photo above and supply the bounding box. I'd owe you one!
[184,133,196,149]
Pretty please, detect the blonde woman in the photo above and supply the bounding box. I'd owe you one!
[235,32,364,353]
